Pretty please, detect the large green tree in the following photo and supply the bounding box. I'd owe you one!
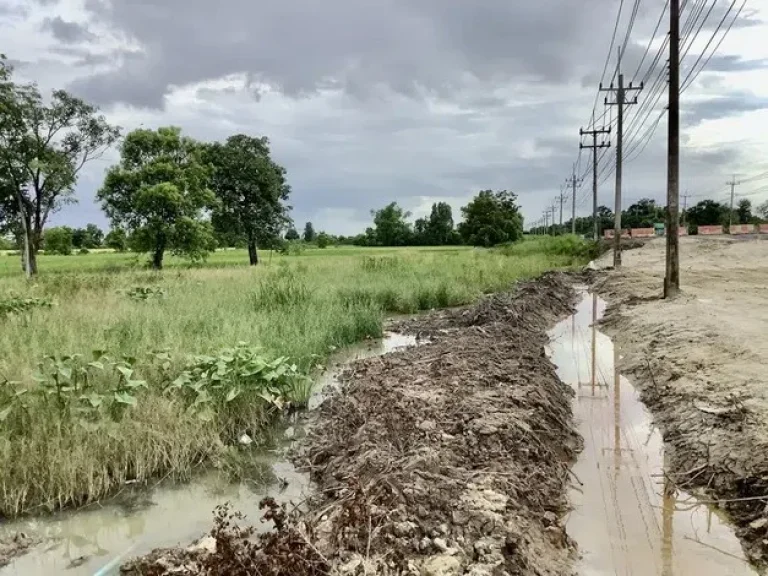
[685,200,730,229]
[0,56,120,276]
[736,199,753,224]
[43,226,74,255]
[98,127,216,270]
[303,222,316,243]
[459,190,523,247]
[623,198,664,229]
[205,135,291,265]
[72,223,104,249]
[371,202,412,246]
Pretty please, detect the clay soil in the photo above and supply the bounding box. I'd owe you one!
[594,237,768,568]
[122,272,582,576]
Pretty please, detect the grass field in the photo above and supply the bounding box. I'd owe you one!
[0,239,590,517]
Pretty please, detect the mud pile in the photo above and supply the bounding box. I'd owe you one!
[123,272,581,576]
[0,533,36,568]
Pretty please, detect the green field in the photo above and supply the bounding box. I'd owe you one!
[0,239,590,517]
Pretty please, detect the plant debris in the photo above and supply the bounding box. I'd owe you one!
[0,533,37,568]
[121,272,582,575]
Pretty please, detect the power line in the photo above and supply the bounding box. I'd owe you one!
[632,0,670,82]
[681,0,745,93]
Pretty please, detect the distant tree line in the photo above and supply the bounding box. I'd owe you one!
[549,197,768,237]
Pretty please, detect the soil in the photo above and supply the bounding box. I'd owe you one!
[0,533,36,568]
[121,271,582,576]
[593,237,768,568]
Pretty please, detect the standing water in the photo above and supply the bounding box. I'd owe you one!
[548,290,757,575]
[0,333,417,576]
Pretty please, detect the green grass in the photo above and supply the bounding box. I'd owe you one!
[0,242,588,517]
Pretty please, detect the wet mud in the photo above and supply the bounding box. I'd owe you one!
[120,272,583,575]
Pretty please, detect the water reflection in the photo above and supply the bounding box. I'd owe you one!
[548,290,756,575]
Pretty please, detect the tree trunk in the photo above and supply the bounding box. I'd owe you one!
[247,239,259,266]
[152,235,166,270]
[16,199,34,278]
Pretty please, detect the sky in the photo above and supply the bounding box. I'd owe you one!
[2,0,768,235]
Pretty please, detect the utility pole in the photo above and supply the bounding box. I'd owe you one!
[580,120,612,241]
[726,175,741,230]
[665,0,681,298]
[543,210,550,235]
[558,186,567,235]
[550,202,558,236]
[602,52,642,267]
[565,165,581,235]
[681,191,691,229]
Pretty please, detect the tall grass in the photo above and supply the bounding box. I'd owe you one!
[0,243,588,517]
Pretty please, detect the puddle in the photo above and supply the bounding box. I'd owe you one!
[0,332,417,576]
[547,291,758,575]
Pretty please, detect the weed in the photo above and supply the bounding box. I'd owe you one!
[124,286,167,301]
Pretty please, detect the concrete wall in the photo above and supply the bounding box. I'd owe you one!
[698,225,724,235]
[630,228,655,238]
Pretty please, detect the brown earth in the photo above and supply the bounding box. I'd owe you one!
[593,237,768,568]
[122,272,582,576]
[0,533,36,568]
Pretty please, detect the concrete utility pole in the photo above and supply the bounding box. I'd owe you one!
[580,121,612,241]
[565,165,581,235]
[558,186,567,234]
[665,0,681,298]
[551,201,559,236]
[602,52,642,267]
[727,176,741,230]
[543,210,550,235]
[681,191,692,229]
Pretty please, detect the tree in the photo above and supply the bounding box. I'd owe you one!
[685,200,730,228]
[104,228,127,252]
[0,57,120,276]
[371,202,412,246]
[98,127,216,270]
[285,227,300,241]
[303,222,316,243]
[757,200,768,221]
[458,190,523,247]
[426,202,455,245]
[737,199,753,224]
[622,198,664,229]
[316,231,331,248]
[205,134,291,265]
[44,226,73,255]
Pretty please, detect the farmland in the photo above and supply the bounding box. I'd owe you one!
[0,240,588,518]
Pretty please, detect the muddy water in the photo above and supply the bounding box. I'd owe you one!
[548,291,758,575]
[0,332,417,576]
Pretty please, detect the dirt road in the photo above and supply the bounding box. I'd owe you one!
[595,237,768,567]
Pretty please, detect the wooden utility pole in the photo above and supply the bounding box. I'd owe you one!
[726,176,741,230]
[565,165,581,235]
[602,54,642,267]
[580,122,612,241]
[665,0,681,298]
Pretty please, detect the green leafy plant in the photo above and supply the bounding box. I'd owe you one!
[0,295,52,319]
[165,344,309,439]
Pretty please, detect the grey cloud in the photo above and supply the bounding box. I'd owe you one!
[702,55,768,72]
[42,16,95,44]
[684,93,768,126]
[73,0,632,109]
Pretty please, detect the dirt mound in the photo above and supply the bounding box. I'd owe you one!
[391,271,576,337]
[122,273,581,575]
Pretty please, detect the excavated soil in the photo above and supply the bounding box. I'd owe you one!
[0,533,36,568]
[122,272,581,576]
[593,238,768,569]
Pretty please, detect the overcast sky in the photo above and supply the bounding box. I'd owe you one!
[2,0,768,234]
